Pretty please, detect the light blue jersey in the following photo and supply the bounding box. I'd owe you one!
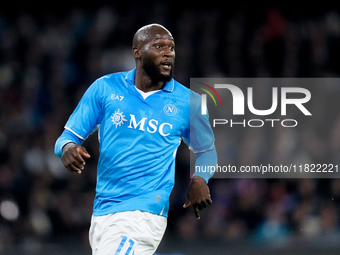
[55,68,215,217]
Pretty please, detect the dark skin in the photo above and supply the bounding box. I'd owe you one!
[61,24,212,219]
[132,24,175,92]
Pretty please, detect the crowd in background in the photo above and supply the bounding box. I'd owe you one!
[1,3,340,253]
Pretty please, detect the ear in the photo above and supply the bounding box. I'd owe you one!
[133,47,141,59]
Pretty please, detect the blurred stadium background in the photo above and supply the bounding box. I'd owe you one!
[1,2,340,254]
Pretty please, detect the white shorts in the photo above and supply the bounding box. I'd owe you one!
[89,210,167,255]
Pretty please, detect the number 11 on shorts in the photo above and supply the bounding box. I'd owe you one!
[114,235,135,255]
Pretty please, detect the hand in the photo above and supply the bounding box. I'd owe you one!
[183,176,212,219]
[61,143,91,174]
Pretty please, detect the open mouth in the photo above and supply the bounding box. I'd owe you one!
[160,62,172,70]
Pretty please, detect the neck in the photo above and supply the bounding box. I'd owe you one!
[134,67,165,93]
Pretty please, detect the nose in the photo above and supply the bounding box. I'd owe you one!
[162,47,175,58]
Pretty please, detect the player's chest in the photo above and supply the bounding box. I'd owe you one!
[102,89,188,137]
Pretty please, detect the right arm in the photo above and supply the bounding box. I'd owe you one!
[54,78,103,174]
[55,129,90,174]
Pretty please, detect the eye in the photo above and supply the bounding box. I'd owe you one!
[169,46,175,51]
[155,44,162,49]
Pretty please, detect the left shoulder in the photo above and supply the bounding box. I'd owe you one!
[172,80,201,104]
[172,80,190,95]
[172,80,200,101]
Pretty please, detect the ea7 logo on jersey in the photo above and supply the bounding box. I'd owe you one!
[111,94,124,101]
[127,114,173,137]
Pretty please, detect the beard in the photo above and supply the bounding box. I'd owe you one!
[142,56,174,83]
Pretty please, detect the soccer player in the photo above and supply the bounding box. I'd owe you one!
[55,24,217,254]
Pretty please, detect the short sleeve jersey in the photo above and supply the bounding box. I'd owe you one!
[64,68,214,217]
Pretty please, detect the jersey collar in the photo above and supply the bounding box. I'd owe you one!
[125,68,175,92]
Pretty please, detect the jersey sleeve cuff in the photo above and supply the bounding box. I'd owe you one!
[193,145,217,183]
[54,128,84,157]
